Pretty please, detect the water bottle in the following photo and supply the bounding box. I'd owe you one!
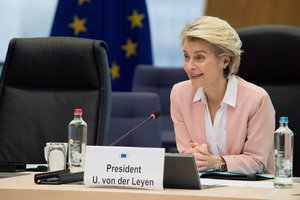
[274,116,294,188]
[68,108,87,172]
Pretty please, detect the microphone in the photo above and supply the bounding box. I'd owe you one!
[109,111,161,146]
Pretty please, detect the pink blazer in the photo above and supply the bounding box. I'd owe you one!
[170,76,275,174]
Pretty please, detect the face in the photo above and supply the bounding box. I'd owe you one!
[183,38,229,89]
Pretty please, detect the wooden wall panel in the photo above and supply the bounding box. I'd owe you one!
[205,0,300,28]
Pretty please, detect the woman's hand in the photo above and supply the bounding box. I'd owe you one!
[189,143,222,171]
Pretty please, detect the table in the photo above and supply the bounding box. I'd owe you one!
[0,172,299,200]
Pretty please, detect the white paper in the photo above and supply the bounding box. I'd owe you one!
[84,146,165,190]
[201,178,274,188]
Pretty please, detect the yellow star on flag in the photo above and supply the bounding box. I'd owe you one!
[69,15,87,35]
[110,62,120,80]
[127,9,144,29]
[121,38,137,58]
[78,0,91,6]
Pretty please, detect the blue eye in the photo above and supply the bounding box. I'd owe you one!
[195,55,204,60]
[184,54,189,61]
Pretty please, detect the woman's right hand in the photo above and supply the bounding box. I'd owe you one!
[184,143,221,171]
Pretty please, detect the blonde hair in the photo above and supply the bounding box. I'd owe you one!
[180,16,242,78]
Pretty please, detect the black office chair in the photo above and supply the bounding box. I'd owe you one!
[0,62,3,76]
[107,92,162,148]
[237,25,300,176]
[0,37,111,164]
[132,65,188,152]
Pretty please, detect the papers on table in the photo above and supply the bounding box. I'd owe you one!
[201,178,274,188]
[199,171,274,188]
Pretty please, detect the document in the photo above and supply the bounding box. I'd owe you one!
[201,178,274,188]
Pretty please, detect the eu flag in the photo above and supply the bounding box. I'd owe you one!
[51,0,153,91]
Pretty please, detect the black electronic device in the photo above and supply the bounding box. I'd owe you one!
[163,153,201,189]
[34,169,84,184]
[0,162,26,172]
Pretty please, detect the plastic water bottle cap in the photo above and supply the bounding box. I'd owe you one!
[74,108,83,115]
[279,116,288,123]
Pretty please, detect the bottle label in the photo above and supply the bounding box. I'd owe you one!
[275,149,292,178]
[70,141,83,167]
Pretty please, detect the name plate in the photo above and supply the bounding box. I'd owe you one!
[84,146,165,190]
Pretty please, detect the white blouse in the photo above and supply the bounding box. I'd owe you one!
[193,75,238,156]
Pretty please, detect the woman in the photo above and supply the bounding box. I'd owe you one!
[170,16,275,174]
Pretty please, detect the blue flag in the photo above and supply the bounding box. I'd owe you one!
[51,0,153,91]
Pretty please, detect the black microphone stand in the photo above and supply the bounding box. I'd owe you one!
[109,115,153,146]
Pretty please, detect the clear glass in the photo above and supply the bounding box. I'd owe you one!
[274,117,294,188]
[68,112,87,173]
[44,142,68,172]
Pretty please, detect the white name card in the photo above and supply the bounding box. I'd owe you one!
[84,146,165,190]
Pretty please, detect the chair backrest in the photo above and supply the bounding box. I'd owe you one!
[132,65,188,149]
[237,25,300,176]
[107,92,162,148]
[0,63,3,76]
[0,37,111,164]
